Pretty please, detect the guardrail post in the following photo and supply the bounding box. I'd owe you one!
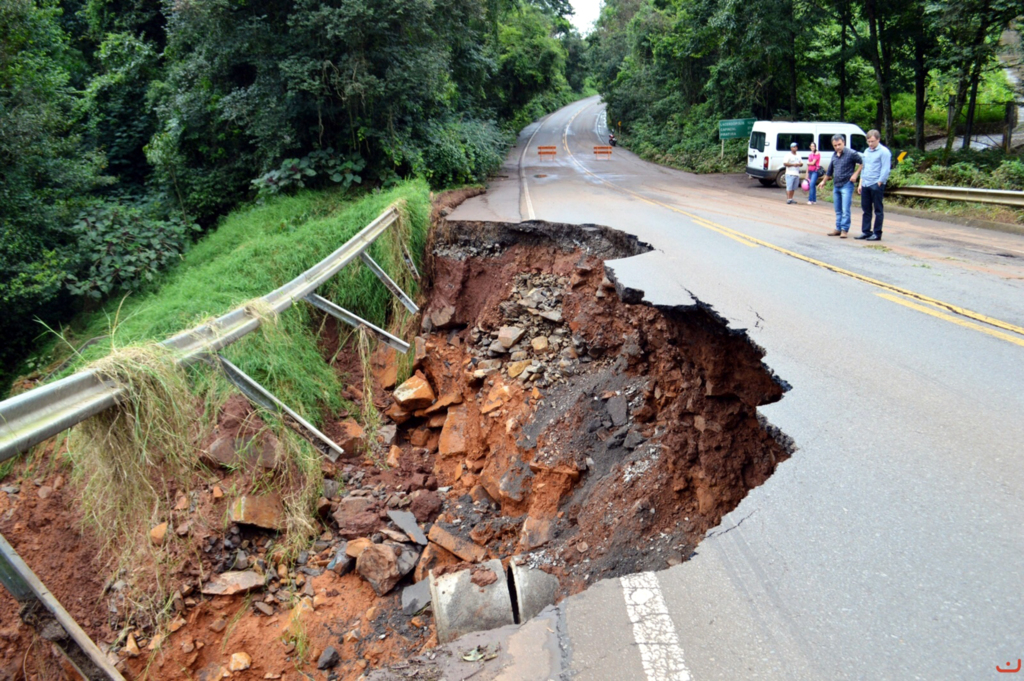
[0,532,126,680]
[359,252,419,314]
[214,355,346,462]
[304,294,410,354]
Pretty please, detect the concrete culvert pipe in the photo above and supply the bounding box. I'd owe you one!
[430,560,515,643]
[508,558,560,623]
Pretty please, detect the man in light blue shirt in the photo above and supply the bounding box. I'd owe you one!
[855,129,892,241]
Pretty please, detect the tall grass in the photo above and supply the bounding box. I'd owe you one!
[62,181,430,423]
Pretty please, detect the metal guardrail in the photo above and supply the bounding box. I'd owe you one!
[0,205,408,461]
[0,205,421,679]
[0,533,126,680]
[888,185,1024,208]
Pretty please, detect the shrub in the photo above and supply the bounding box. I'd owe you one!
[252,149,365,197]
[414,117,511,189]
[992,161,1024,191]
[65,201,200,300]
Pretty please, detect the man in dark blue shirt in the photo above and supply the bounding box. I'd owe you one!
[817,134,863,238]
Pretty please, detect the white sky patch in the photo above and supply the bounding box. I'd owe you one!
[570,0,602,35]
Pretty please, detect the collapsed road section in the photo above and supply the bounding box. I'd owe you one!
[0,193,793,680]
[411,216,791,594]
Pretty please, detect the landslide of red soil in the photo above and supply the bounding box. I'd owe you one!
[0,448,113,681]
[0,188,792,681]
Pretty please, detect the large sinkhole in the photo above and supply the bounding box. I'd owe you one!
[411,216,792,597]
[318,210,793,671]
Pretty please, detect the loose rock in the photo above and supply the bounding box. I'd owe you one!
[393,375,436,410]
[149,522,168,546]
[317,646,340,670]
[229,494,286,531]
[428,524,487,563]
[201,571,264,596]
[356,544,402,596]
[229,652,251,672]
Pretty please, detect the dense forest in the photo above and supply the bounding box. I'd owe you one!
[3,0,1022,389]
[0,0,589,388]
[586,0,1023,172]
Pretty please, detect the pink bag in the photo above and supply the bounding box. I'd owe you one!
[801,179,810,192]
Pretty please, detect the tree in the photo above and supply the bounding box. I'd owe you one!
[928,0,1019,153]
[0,0,109,382]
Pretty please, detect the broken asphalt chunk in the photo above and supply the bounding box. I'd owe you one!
[401,578,431,615]
[387,510,428,545]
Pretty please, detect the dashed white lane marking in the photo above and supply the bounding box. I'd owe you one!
[621,572,693,681]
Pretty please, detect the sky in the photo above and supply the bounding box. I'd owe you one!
[570,0,603,35]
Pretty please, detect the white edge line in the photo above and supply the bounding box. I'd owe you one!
[520,121,542,220]
[621,571,693,681]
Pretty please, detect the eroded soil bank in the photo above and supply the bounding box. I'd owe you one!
[416,218,791,595]
[0,192,792,680]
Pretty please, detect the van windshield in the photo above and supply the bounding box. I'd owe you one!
[749,131,765,152]
[777,133,814,151]
[850,134,868,152]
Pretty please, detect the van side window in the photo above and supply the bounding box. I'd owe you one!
[777,133,814,151]
[749,131,766,152]
[819,133,843,149]
[850,134,868,152]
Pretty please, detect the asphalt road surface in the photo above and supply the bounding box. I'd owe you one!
[450,96,1024,680]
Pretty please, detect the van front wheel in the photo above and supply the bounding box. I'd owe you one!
[758,178,776,187]
[775,170,787,188]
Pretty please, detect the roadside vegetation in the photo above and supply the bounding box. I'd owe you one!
[0,0,591,391]
[584,0,1022,175]
[13,180,431,629]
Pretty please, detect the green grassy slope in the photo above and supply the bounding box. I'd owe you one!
[44,180,431,423]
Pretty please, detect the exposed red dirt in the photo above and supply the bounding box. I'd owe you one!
[0,189,791,680]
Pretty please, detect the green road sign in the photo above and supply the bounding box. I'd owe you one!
[718,118,756,140]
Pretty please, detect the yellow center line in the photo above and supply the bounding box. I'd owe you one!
[559,103,1024,342]
[877,293,1024,348]
[691,218,760,248]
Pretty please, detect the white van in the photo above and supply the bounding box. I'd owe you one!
[746,121,868,188]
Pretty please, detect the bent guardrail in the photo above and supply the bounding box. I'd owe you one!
[888,185,1024,208]
[0,205,415,462]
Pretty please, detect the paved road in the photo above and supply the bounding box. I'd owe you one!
[450,96,1024,680]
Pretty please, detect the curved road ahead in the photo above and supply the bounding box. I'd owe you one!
[450,97,1024,680]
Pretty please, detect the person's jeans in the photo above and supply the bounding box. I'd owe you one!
[861,182,885,235]
[808,170,819,202]
[833,182,854,232]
